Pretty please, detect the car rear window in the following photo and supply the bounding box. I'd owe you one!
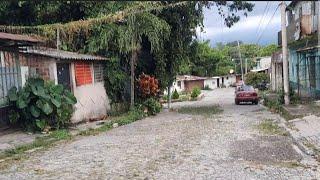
[243,85,254,91]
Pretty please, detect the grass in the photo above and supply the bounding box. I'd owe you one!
[257,119,289,136]
[177,105,222,116]
[0,108,146,169]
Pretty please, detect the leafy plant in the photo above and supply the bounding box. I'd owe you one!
[203,85,212,90]
[141,98,162,116]
[172,89,179,99]
[137,73,160,99]
[191,87,201,99]
[8,78,77,131]
[245,72,269,88]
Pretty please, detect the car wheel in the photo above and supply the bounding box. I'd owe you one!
[253,100,258,105]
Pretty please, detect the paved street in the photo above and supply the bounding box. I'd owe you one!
[0,88,319,179]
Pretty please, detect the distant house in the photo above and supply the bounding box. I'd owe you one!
[277,1,320,99]
[205,74,239,89]
[251,56,272,74]
[0,32,111,125]
[166,75,206,94]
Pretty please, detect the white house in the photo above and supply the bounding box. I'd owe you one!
[204,77,220,89]
[251,56,272,74]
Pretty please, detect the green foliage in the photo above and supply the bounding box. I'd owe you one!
[172,89,179,99]
[141,98,162,116]
[103,58,129,104]
[245,72,269,88]
[203,85,212,90]
[8,78,77,131]
[191,87,201,99]
[178,105,222,116]
[258,44,279,57]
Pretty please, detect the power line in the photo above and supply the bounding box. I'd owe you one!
[256,1,270,37]
[255,3,280,45]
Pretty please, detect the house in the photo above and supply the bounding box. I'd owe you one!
[0,32,111,125]
[204,74,239,89]
[277,1,320,99]
[0,32,43,126]
[204,76,219,89]
[271,50,283,92]
[166,75,206,94]
[251,56,272,74]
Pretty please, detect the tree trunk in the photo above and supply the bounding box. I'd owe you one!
[167,85,171,109]
[130,50,137,109]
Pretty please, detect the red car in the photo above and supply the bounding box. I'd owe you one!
[235,85,259,105]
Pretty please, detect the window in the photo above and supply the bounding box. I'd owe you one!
[93,62,104,83]
[177,81,181,88]
[75,62,92,86]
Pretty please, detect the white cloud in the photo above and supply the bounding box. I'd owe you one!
[198,14,281,39]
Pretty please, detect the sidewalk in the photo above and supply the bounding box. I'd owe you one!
[0,119,109,153]
[282,103,320,161]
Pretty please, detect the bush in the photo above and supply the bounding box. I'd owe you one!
[172,89,179,99]
[137,73,160,99]
[245,72,269,88]
[8,78,77,131]
[141,98,162,116]
[203,85,212,90]
[191,87,201,99]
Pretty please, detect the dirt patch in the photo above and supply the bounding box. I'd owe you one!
[230,136,302,164]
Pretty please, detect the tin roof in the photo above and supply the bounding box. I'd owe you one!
[176,75,207,81]
[0,32,43,47]
[20,46,108,61]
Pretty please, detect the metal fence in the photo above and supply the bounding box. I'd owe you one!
[0,50,21,125]
[295,49,320,99]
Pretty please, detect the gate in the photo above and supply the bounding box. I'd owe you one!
[0,50,22,125]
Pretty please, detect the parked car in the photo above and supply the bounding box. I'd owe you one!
[235,85,259,105]
[255,81,269,91]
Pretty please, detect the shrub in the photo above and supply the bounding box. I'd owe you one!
[8,78,77,131]
[203,85,212,90]
[172,89,179,99]
[141,98,162,116]
[245,72,269,88]
[137,73,160,99]
[191,87,201,99]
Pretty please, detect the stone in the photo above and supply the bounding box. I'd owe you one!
[112,123,119,128]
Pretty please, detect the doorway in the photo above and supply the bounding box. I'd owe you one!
[217,79,220,88]
[57,63,71,91]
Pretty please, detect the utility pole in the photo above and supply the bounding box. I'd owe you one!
[56,28,60,50]
[281,1,290,105]
[237,40,244,81]
[245,58,248,74]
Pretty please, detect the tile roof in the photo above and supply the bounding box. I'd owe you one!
[0,32,43,47]
[176,75,207,81]
[20,46,108,61]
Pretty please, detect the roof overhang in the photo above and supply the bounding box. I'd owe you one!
[20,46,108,61]
[0,32,43,48]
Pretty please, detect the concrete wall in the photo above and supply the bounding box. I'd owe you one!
[71,82,110,123]
[70,62,110,123]
[204,78,218,89]
[184,80,204,92]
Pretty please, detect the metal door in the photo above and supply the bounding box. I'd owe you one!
[57,63,71,90]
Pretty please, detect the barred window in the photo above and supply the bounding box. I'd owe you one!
[93,62,104,83]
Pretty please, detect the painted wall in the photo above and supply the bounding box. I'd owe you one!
[71,82,110,123]
[184,80,204,92]
[204,78,218,89]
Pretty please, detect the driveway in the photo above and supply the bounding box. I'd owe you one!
[0,88,318,179]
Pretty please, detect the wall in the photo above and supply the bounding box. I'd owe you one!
[70,62,110,123]
[204,78,218,89]
[223,75,236,87]
[184,80,204,92]
[164,80,185,95]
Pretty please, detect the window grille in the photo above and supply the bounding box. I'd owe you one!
[93,62,104,83]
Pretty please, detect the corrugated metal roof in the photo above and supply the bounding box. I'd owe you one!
[176,75,206,81]
[20,46,108,61]
[0,32,43,43]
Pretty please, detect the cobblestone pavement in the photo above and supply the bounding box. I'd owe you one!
[1,88,319,179]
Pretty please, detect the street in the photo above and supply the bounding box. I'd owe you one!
[0,88,318,179]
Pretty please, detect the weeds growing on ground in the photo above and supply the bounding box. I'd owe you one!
[177,105,222,117]
[257,119,289,136]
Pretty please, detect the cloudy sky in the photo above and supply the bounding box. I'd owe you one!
[198,1,284,47]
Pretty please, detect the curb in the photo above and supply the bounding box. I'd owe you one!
[259,103,315,157]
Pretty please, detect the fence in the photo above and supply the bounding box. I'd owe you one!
[0,50,21,125]
[295,49,320,99]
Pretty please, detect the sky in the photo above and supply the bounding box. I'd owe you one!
[197,1,284,47]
